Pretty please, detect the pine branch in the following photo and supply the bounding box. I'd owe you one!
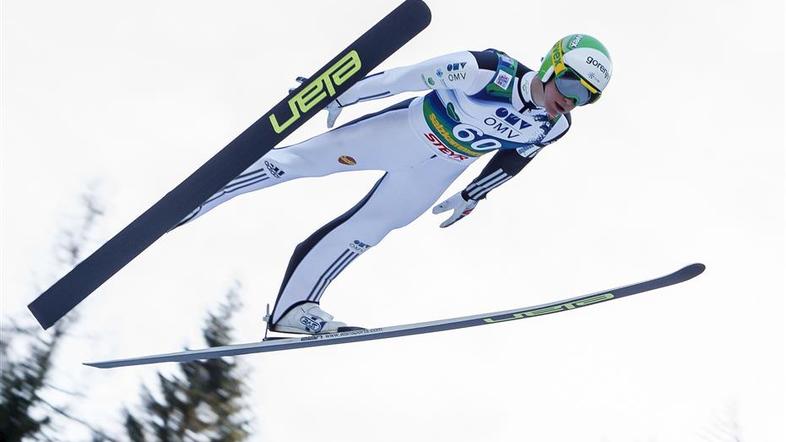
[39,398,116,442]
[0,186,107,441]
[122,285,252,441]
[43,382,87,398]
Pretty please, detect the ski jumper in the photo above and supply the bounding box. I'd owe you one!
[176,49,572,323]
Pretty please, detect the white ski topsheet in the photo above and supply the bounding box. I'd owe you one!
[85,263,705,368]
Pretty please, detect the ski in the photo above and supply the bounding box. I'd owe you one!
[85,263,705,369]
[28,0,432,330]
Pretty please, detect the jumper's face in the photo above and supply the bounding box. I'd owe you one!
[543,78,577,118]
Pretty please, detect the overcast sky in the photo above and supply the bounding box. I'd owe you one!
[2,0,784,441]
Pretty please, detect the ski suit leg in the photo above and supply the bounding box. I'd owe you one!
[270,155,468,323]
[175,98,422,228]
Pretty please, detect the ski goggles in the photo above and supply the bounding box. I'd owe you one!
[554,68,601,106]
[550,42,602,106]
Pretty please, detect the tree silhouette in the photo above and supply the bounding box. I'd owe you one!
[1,188,253,441]
[0,189,110,441]
[123,286,251,442]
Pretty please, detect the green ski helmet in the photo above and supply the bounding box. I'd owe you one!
[537,34,613,105]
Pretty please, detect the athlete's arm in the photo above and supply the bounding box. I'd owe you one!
[336,51,485,107]
[324,50,503,127]
[463,149,536,201]
[462,112,572,200]
[433,112,572,228]
[432,148,537,228]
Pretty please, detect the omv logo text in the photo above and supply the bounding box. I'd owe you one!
[479,108,532,140]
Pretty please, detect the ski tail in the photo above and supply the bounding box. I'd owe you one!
[27,0,432,330]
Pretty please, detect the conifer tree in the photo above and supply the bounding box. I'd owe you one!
[0,190,107,441]
[124,287,251,441]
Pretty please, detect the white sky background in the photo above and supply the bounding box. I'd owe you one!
[1,0,783,440]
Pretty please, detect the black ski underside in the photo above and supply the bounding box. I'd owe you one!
[28,0,432,329]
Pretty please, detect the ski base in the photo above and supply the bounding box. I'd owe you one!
[28,0,433,330]
[85,263,705,369]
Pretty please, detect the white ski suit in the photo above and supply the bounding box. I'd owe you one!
[177,48,572,323]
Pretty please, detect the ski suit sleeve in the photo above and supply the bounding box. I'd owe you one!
[334,51,485,106]
[461,149,536,201]
[462,113,572,201]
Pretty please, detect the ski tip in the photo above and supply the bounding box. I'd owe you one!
[416,0,433,23]
[680,263,706,279]
[400,0,432,27]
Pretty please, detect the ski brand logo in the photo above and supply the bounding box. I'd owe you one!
[269,50,362,134]
[264,161,285,178]
[482,293,615,323]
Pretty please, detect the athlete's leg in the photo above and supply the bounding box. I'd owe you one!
[174,98,424,228]
[270,156,468,324]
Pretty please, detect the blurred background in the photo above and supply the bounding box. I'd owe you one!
[2,0,783,440]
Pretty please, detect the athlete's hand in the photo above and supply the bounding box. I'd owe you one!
[290,76,342,128]
[289,76,309,93]
[432,191,478,228]
[325,100,342,128]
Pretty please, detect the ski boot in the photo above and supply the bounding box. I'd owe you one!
[265,302,363,336]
